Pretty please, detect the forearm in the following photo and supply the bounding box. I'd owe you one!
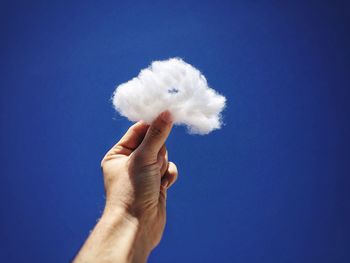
[74,207,151,263]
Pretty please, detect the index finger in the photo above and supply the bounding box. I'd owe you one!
[111,121,149,156]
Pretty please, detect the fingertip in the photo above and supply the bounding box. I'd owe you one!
[168,162,178,175]
[138,120,150,127]
[139,111,173,155]
[111,121,150,155]
[160,110,173,124]
[127,121,149,137]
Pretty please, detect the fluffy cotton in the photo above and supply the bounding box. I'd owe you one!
[112,58,226,134]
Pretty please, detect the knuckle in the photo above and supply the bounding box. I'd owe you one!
[149,125,163,138]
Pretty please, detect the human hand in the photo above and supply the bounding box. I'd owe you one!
[74,111,178,263]
[101,110,178,248]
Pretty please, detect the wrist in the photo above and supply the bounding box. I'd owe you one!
[75,206,152,263]
[101,206,152,263]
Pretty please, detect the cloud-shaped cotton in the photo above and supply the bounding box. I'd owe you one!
[112,58,226,134]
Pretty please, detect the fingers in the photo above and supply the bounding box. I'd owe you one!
[159,162,178,207]
[161,162,178,189]
[111,121,149,155]
[157,145,168,177]
[138,111,173,158]
[159,144,167,157]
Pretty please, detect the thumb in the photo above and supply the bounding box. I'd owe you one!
[138,111,173,158]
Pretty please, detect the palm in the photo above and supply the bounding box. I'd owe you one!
[102,130,169,248]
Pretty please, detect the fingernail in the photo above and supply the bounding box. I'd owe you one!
[160,111,172,124]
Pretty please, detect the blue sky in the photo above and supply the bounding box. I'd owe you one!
[1,1,349,262]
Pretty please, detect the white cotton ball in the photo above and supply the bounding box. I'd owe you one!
[112,58,226,135]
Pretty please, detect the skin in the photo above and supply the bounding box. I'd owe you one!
[74,111,178,263]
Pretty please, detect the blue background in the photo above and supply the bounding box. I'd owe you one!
[1,0,349,262]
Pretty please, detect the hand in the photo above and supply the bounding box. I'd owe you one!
[102,110,178,247]
[74,111,178,263]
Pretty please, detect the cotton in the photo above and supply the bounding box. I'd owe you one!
[112,58,226,134]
